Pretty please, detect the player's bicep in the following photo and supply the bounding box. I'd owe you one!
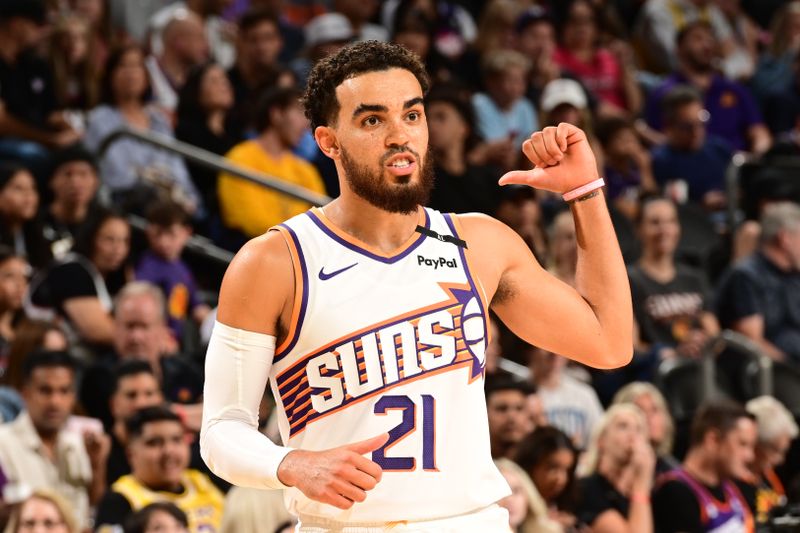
[217,231,294,336]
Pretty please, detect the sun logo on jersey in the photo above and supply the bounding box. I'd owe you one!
[275,283,488,436]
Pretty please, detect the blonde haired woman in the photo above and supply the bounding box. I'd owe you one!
[576,404,654,533]
[612,382,679,475]
[4,490,79,533]
[494,458,562,533]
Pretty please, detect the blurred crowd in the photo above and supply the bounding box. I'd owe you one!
[0,0,799,531]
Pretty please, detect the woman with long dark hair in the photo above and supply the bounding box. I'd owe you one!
[0,163,52,269]
[83,45,201,216]
[27,208,131,353]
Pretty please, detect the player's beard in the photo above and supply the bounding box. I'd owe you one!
[340,145,435,214]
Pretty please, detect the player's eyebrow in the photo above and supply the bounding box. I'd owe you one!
[352,103,388,119]
[403,97,424,109]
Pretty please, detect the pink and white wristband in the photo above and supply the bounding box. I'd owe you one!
[562,178,605,202]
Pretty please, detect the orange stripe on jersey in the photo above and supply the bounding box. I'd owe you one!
[450,214,491,332]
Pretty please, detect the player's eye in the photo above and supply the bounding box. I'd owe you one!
[363,116,380,127]
[407,111,421,121]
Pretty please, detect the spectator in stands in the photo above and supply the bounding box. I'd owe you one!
[123,502,189,533]
[629,196,720,360]
[539,78,604,172]
[149,0,237,70]
[95,406,224,533]
[227,9,284,135]
[739,396,798,527]
[80,282,204,429]
[220,485,294,533]
[0,248,28,354]
[526,345,604,450]
[27,208,131,351]
[49,14,100,117]
[67,0,112,71]
[42,144,101,260]
[653,402,756,533]
[83,45,202,216]
[612,382,680,474]
[0,321,67,419]
[576,403,655,533]
[553,0,642,116]
[714,0,760,80]
[0,0,81,172]
[174,61,237,229]
[485,375,537,459]
[716,201,800,362]
[136,200,210,343]
[494,456,562,533]
[644,21,770,153]
[495,186,548,261]
[515,425,581,532]
[333,0,388,42]
[472,49,538,171]
[764,48,800,136]
[546,210,578,287]
[514,7,561,105]
[596,117,658,220]
[218,86,325,241]
[425,87,502,216]
[0,351,109,529]
[634,0,735,74]
[105,360,164,487]
[749,1,800,104]
[473,0,523,56]
[0,163,52,269]
[145,9,209,114]
[290,13,355,88]
[4,490,80,533]
[650,86,733,208]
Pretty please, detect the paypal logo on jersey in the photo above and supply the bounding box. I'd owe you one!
[417,255,458,269]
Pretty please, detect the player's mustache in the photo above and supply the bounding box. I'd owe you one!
[380,146,420,165]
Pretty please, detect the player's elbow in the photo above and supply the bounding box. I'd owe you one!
[584,335,634,369]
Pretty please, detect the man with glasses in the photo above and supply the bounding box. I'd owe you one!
[651,85,733,210]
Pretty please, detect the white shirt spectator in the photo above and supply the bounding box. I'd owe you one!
[537,374,604,451]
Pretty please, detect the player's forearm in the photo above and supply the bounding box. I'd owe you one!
[570,193,634,367]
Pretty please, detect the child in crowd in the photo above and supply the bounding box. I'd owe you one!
[135,200,210,345]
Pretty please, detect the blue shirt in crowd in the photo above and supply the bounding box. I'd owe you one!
[651,135,733,202]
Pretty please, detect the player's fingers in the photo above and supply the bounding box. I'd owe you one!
[351,454,383,483]
[556,122,571,151]
[332,478,368,504]
[532,130,560,166]
[542,127,564,162]
[322,491,356,510]
[521,139,543,168]
[343,466,379,492]
[343,432,389,455]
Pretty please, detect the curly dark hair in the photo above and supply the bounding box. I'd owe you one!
[302,40,430,131]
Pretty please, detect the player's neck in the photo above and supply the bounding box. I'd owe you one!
[322,196,421,255]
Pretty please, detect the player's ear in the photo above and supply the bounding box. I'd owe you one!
[315,126,340,159]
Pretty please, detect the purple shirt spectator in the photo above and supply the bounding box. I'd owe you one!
[645,73,763,151]
[135,251,200,341]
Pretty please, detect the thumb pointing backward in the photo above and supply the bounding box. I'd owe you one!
[498,168,543,187]
[345,432,390,455]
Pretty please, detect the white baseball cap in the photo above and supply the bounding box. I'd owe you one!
[305,13,355,49]
[540,78,588,113]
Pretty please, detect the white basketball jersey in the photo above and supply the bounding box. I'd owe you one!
[270,206,510,523]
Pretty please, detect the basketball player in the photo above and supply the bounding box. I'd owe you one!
[201,41,633,531]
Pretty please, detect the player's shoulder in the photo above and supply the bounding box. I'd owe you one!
[452,212,520,247]
[221,231,294,297]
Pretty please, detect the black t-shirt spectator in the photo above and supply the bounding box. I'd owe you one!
[95,490,134,530]
[628,263,711,347]
[0,220,52,270]
[576,473,629,527]
[105,432,129,487]
[653,477,710,533]
[428,164,502,216]
[0,48,57,128]
[716,252,800,362]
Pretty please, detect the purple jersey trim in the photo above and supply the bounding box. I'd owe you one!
[305,208,430,264]
[274,223,310,363]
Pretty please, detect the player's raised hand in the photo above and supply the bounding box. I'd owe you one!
[277,433,389,510]
[499,123,599,194]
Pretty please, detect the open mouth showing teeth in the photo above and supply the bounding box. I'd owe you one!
[390,159,413,168]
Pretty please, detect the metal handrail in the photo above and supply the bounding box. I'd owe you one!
[97,126,332,206]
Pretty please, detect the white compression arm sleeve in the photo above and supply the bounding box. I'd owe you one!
[200,321,292,489]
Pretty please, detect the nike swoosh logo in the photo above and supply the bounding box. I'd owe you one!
[318,262,358,280]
